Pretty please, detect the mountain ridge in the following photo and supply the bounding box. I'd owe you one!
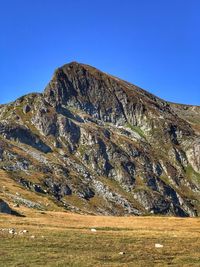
[2,61,200,107]
[0,62,200,217]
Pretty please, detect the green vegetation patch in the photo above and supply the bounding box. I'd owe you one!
[125,123,146,139]
[185,165,200,183]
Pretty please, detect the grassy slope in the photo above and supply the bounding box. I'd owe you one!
[0,209,200,267]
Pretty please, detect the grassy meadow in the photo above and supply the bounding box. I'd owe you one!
[0,209,200,266]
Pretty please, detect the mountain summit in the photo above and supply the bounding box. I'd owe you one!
[0,62,200,216]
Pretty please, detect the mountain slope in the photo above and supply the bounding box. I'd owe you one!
[0,62,200,216]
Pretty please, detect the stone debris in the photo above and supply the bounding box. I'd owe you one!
[155,243,164,248]
[8,228,15,235]
[8,194,44,210]
[0,228,29,235]
[18,229,28,234]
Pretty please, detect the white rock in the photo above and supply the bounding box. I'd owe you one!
[30,235,35,239]
[119,252,125,255]
[155,243,163,248]
[91,228,97,232]
[8,229,15,234]
[19,229,28,234]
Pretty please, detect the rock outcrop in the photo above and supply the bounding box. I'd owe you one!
[0,199,12,214]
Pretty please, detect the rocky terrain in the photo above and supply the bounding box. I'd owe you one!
[0,62,200,217]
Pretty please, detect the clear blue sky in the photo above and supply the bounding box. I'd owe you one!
[1,0,200,105]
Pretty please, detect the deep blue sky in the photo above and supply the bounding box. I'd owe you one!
[1,0,200,105]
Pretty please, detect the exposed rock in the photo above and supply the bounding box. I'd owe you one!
[119,252,126,255]
[23,104,31,114]
[155,244,164,248]
[0,199,12,214]
[8,228,15,234]
[8,194,44,210]
[0,122,52,153]
[18,178,46,194]
[44,178,72,199]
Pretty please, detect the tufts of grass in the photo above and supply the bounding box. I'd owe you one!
[185,165,200,183]
[125,123,146,139]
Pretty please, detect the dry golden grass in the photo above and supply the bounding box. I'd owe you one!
[0,209,200,267]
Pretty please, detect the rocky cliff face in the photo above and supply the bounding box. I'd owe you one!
[0,62,200,216]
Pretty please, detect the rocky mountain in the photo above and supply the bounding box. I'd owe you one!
[0,62,200,217]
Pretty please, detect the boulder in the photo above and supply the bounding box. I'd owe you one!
[0,199,12,214]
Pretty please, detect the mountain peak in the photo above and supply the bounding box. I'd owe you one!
[58,61,98,72]
[55,61,121,85]
[0,62,200,217]
[44,62,169,124]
